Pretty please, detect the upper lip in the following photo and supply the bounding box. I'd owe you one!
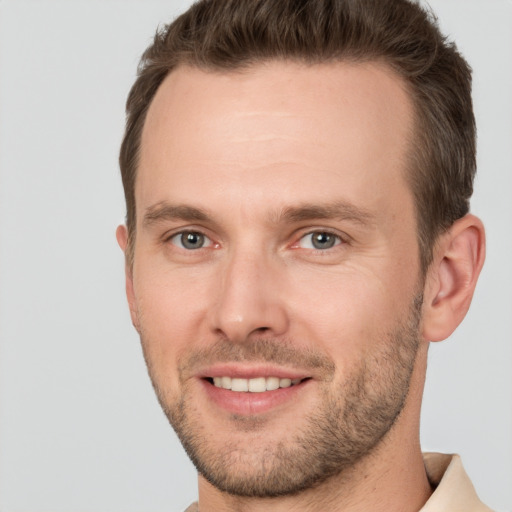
[196,364,311,381]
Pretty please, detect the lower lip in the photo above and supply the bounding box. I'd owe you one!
[200,379,310,415]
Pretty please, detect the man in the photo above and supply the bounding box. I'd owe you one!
[116,0,489,510]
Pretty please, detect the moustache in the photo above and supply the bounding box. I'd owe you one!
[178,337,336,381]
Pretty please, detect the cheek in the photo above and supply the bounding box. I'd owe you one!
[133,267,210,369]
[287,266,414,363]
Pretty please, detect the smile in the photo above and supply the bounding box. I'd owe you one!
[209,376,304,392]
[200,370,313,415]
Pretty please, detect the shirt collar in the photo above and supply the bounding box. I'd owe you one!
[420,452,492,511]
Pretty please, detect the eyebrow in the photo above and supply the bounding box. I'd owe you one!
[142,200,376,228]
[276,201,376,226]
[143,202,210,227]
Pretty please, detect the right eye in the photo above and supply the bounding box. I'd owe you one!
[169,231,213,250]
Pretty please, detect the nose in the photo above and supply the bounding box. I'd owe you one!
[207,248,289,343]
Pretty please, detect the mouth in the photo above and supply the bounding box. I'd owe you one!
[205,376,309,392]
[198,368,313,416]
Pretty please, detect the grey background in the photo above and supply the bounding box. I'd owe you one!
[0,1,510,511]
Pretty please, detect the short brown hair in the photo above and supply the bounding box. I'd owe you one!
[119,0,475,272]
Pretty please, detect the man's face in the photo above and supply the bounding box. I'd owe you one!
[126,61,425,496]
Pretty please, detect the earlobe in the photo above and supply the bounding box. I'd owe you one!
[116,225,140,333]
[421,214,485,342]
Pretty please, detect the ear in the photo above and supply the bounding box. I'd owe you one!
[116,225,140,333]
[421,214,485,342]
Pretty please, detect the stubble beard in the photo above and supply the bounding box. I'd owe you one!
[140,294,423,498]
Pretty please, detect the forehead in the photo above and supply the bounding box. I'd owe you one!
[138,60,415,222]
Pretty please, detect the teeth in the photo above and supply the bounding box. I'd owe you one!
[211,376,303,392]
[231,378,248,392]
[279,378,291,388]
[248,377,266,393]
[266,376,279,391]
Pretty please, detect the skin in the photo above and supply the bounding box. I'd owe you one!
[117,61,485,512]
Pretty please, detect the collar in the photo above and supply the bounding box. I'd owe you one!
[420,452,492,511]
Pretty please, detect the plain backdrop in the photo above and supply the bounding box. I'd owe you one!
[0,1,511,511]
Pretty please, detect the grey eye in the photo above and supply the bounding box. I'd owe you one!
[298,231,341,250]
[171,231,211,250]
[312,232,337,249]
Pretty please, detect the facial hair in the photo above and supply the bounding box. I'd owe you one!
[140,294,423,498]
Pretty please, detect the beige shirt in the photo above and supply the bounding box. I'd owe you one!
[184,453,492,512]
[421,452,493,511]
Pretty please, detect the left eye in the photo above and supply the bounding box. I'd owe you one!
[298,231,342,250]
[170,231,212,250]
